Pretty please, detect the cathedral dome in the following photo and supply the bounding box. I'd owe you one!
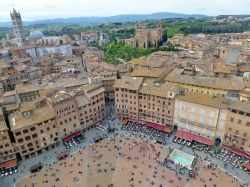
[29,30,44,39]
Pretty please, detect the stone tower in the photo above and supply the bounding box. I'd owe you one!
[157,22,163,38]
[10,8,24,46]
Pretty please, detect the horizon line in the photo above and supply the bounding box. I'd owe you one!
[0,11,249,23]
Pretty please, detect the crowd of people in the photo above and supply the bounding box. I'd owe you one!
[1,106,250,186]
[172,136,250,173]
[216,148,249,169]
[121,121,170,143]
[173,137,211,153]
[63,135,85,149]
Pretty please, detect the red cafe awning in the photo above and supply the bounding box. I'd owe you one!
[144,121,165,131]
[243,162,250,171]
[0,159,17,169]
[122,119,129,125]
[176,130,193,141]
[128,118,146,125]
[63,130,81,142]
[128,118,167,132]
[193,134,214,146]
[164,126,173,133]
[176,130,214,145]
[222,145,250,159]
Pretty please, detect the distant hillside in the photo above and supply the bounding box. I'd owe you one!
[0,12,207,27]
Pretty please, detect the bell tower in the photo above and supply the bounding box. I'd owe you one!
[10,8,24,46]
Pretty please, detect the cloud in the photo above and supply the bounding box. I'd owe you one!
[0,0,249,22]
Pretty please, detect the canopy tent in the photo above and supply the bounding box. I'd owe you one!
[164,126,173,133]
[176,130,193,141]
[122,119,129,125]
[222,145,250,159]
[128,118,171,132]
[0,159,17,169]
[63,131,81,142]
[243,162,250,171]
[193,134,214,146]
[176,129,214,145]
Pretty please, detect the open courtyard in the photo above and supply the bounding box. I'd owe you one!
[15,136,247,187]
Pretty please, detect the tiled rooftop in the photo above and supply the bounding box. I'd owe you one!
[176,92,229,108]
[114,76,144,91]
[166,69,245,90]
[10,106,55,130]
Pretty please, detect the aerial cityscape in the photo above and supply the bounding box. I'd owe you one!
[1,0,250,187]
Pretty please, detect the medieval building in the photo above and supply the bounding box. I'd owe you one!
[133,23,163,48]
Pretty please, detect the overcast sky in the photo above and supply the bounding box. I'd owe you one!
[1,0,250,22]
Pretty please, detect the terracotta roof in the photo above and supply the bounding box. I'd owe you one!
[10,106,55,130]
[101,76,116,81]
[152,51,175,56]
[2,90,16,97]
[114,76,144,91]
[130,67,173,78]
[76,95,90,107]
[214,64,250,73]
[176,92,229,108]
[0,120,8,131]
[237,65,250,72]
[213,63,237,73]
[139,79,181,97]
[229,101,250,113]
[16,84,42,94]
[47,90,73,104]
[130,68,164,78]
[166,70,245,91]
[85,87,105,99]
[74,83,103,94]
[129,58,165,68]
[74,83,105,100]
[243,162,250,171]
[45,78,89,90]
[82,83,103,93]
[240,88,250,95]
[2,102,19,111]
[19,103,34,113]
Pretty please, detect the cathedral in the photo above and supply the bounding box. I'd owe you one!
[7,9,72,64]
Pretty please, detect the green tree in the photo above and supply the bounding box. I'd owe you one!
[103,41,154,64]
